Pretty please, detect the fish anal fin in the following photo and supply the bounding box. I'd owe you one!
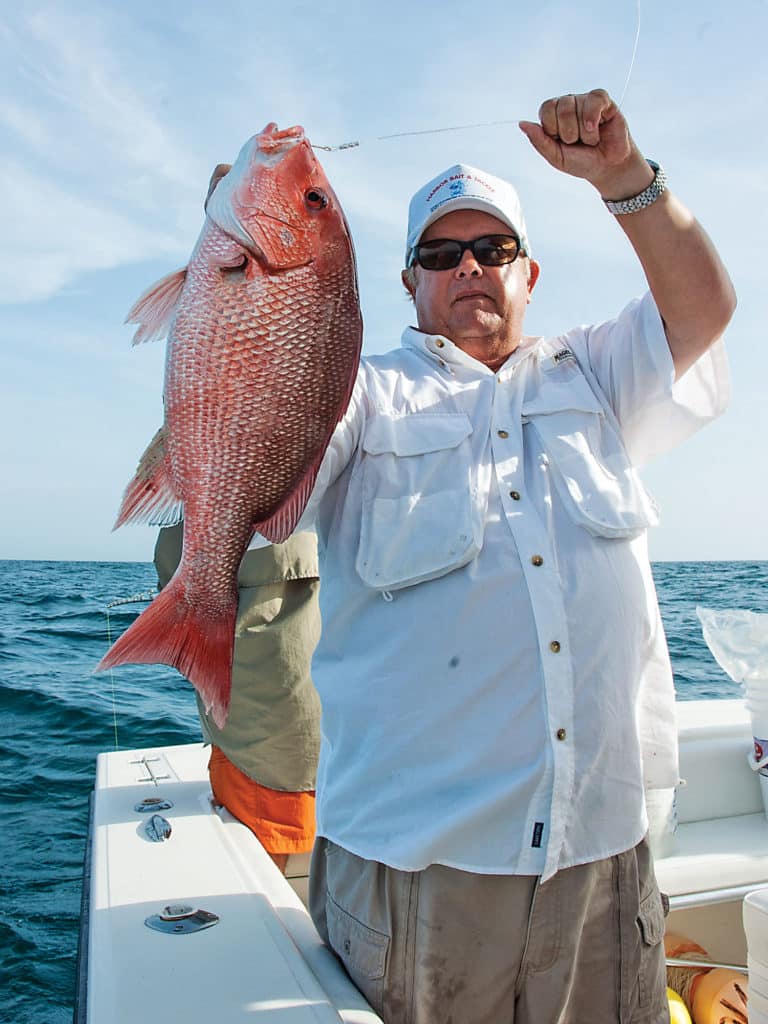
[126,267,188,345]
[253,460,322,544]
[115,426,183,529]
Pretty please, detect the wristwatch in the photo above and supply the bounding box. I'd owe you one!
[603,160,667,215]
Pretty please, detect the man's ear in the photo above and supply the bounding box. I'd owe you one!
[401,267,417,298]
[527,259,541,300]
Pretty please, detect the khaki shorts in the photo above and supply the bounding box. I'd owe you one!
[310,837,667,1024]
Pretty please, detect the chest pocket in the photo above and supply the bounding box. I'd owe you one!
[355,413,481,590]
[522,367,659,540]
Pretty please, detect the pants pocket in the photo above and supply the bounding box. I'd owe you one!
[620,838,668,1022]
[636,886,666,1012]
[326,895,389,1011]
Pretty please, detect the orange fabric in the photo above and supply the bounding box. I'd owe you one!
[208,745,316,855]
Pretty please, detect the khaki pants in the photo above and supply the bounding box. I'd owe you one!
[310,837,668,1024]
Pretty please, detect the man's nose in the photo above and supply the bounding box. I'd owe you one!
[455,248,482,278]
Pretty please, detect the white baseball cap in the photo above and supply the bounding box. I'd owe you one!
[405,163,530,267]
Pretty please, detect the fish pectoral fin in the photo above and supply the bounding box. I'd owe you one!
[126,267,188,345]
[114,426,183,529]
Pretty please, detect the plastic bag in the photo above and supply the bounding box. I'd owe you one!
[696,606,768,683]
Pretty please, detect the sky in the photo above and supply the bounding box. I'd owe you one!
[1,0,766,563]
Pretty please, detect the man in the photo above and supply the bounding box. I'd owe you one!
[154,524,321,872]
[290,89,734,1023]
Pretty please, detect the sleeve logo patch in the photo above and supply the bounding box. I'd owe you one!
[553,348,575,364]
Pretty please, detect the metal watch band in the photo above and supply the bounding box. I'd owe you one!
[603,160,667,215]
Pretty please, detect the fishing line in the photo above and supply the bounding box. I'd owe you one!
[314,0,641,153]
[617,0,642,109]
[103,588,157,751]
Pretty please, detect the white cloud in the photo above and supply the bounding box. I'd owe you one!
[0,6,209,304]
[0,158,186,303]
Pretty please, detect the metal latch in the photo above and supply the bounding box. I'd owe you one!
[144,814,172,842]
[134,797,174,813]
[145,905,220,934]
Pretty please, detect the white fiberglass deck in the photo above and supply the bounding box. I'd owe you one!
[83,700,768,1021]
[655,699,768,904]
[84,743,380,1023]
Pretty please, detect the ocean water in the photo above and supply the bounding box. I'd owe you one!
[1,559,767,1023]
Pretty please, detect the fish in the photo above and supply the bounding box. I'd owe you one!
[96,123,362,726]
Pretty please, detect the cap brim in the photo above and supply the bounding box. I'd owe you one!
[406,197,526,266]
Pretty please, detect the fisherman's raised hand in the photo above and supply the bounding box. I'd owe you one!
[519,89,654,201]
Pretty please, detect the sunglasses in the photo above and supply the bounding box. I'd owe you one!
[411,233,526,272]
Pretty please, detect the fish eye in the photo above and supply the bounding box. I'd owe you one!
[304,188,328,211]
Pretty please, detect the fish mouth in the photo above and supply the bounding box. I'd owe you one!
[256,122,306,155]
[206,124,317,270]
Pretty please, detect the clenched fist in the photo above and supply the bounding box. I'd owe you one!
[519,89,654,201]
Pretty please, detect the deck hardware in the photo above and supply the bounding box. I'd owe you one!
[144,814,172,842]
[134,797,174,813]
[159,904,196,920]
[145,906,220,935]
[130,756,171,785]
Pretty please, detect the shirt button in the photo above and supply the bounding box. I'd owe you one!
[531,554,544,566]
[497,429,509,439]
[435,339,445,348]
[509,490,521,501]
[556,728,567,741]
[550,640,561,653]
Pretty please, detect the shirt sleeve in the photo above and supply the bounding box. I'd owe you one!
[576,291,730,466]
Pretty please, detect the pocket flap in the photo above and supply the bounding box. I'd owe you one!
[362,413,472,456]
[326,897,389,980]
[522,373,604,418]
[637,889,665,946]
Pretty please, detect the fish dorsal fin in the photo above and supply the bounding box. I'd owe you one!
[126,267,188,345]
[114,426,183,529]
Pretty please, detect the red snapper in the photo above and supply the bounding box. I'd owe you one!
[97,123,362,726]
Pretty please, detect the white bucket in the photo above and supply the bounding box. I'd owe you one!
[750,984,768,1024]
[749,961,768,1000]
[749,734,768,820]
[745,889,768,1013]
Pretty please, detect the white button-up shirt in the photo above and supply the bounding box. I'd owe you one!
[296,293,728,881]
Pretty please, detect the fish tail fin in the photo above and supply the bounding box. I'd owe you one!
[96,581,235,727]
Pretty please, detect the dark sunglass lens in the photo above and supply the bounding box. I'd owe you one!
[417,240,462,270]
[475,235,520,265]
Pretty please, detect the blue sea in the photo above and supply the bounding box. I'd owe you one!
[1,559,767,1023]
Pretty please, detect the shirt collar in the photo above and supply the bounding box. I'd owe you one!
[401,326,542,380]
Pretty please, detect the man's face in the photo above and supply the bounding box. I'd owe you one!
[402,208,540,369]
